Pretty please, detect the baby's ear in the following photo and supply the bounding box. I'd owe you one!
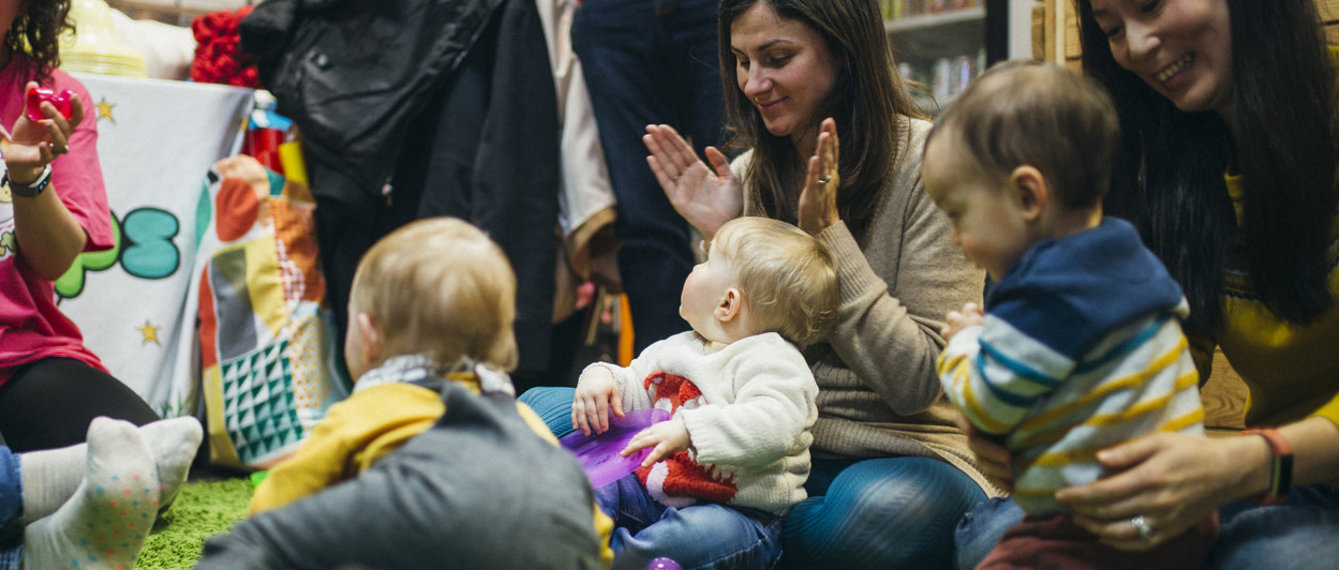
[1009,165,1048,222]
[355,311,383,364]
[715,288,743,322]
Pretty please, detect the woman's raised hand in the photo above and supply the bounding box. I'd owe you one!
[644,124,742,239]
[6,81,84,181]
[798,118,840,235]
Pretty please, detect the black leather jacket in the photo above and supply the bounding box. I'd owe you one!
[240,0,549,210]
[241,0,561,378]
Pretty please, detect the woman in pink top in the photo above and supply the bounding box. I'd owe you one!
[0,0,158,451]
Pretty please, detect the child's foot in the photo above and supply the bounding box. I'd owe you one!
[18,443,86,521]
[18,417,203,522]
[140,417,203,510]
[24,417,161,570]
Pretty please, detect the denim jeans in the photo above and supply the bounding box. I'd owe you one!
[572,0,725,353]
[598,474,782,570]
[519,386,581,439]
[954,485,1339,570]
[0,447,21,570]
[520,388,989,569]
[782,457,988,569]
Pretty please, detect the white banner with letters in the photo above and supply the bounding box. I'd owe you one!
[57,73,251,417]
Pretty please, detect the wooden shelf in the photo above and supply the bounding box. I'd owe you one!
[1321,0,1339,22]
[886,6,986,117]
[884,6,986,34]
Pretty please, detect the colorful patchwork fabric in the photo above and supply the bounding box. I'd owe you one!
[196,156,348,469]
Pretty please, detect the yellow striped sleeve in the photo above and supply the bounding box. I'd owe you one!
[1018,337,1187,432]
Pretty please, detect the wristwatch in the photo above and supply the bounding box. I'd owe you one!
[3,165,53,198]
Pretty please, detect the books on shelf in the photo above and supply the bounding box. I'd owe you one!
[882,0,983,22]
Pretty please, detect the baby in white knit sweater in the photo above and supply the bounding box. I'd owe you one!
[571,216,838,569]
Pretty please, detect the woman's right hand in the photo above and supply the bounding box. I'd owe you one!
[643,124,742,239]
[956,412,1014,491]
[6,81,83,182]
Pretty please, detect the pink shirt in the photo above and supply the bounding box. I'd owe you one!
[0,56,114,385]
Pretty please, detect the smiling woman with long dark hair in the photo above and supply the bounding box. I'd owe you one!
[955,1,1339,567]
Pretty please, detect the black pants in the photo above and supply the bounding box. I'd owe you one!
[0,358,159,452]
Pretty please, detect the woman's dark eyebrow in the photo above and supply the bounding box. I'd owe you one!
[732,38,797,55]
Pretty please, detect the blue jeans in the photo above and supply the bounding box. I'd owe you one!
[598,474,782,570]
[0,447,21,569]
[782,457,987,569]
[520,388,989,569]
[954,485,1339,570]
[572,0,724,353]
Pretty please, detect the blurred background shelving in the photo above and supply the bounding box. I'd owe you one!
[107,0,254,26]
[885,0,1034,116]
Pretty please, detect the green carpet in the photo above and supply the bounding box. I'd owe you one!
[134,478,252,569]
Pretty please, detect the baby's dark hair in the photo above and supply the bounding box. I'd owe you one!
[927,60,1120,210]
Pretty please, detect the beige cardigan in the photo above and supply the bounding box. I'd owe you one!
[738,117,999,496]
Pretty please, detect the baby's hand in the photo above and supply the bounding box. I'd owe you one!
[573,366,623,435]
[621,415,690,468]
[941,302,985,340]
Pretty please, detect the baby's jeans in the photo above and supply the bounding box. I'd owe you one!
[597,473,782,570]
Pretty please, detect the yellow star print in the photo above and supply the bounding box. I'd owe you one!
[95,97,116,124]
[137,320,160,345]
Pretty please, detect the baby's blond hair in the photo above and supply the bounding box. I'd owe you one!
[711,217,839,347]
[349,217,518,371]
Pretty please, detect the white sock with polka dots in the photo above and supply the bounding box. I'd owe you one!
[19,416,202,523]
[139,416,202,511]
[23,417,161,570]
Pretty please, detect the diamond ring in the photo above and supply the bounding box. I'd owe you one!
[1130,515,1153,540]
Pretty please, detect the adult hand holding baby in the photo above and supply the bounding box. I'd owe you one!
[954,412,1013,493]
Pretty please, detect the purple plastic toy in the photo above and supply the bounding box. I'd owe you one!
[647,557,682,570]
[559,408,672,487]
[25,86,73,122]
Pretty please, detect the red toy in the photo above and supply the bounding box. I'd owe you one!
[25,86,74,122]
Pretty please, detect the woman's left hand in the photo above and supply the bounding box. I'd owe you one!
[798,117,840,235]
[1056,432,1237,551]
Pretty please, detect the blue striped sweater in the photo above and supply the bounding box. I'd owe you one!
[937,218,1205,514]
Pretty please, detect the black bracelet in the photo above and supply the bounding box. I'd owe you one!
[3,165,52,198]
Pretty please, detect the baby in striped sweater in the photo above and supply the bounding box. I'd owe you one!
[924,61,1217,569]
